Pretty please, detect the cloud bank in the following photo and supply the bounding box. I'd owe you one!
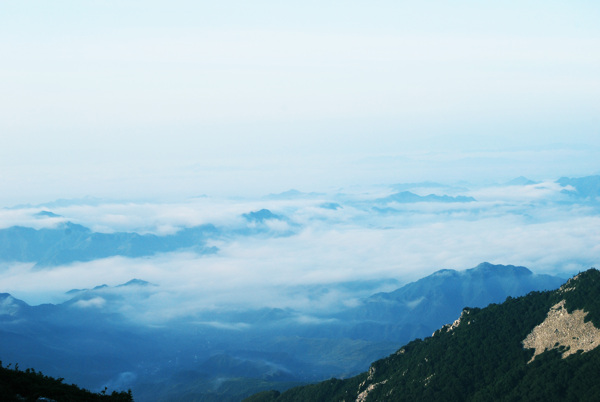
[1,178,598,323]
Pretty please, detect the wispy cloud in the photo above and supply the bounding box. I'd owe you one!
[72,297,106,309]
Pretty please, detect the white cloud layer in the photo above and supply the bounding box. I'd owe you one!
[1,180,598,323]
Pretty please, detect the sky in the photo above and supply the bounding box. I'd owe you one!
[1,1,599,204]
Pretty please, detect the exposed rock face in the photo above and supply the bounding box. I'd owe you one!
[355,367,388,402]
[356,380,387,402]
[433,308,474,337]
[522,300,600,362]
[559,273,582,293]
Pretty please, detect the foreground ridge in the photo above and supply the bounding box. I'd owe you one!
[0,362,133,402]
[246,268,600,401]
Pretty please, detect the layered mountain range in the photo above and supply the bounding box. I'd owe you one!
[247,268,600,401]
[1,263,565,401]
[2,174,599,400]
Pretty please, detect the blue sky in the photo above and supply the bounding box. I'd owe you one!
[1,1,599,203]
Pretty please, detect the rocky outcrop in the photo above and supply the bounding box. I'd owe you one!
[522,300,600,362]
[356,376,387,402]
[355,367,388,402]
[433,308,475,337]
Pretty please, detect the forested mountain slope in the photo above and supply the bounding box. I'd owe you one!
[247,268,600,401]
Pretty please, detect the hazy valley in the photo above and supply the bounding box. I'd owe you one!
[2,175,599,400]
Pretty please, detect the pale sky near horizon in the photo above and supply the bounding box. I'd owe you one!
[1,1,599,203]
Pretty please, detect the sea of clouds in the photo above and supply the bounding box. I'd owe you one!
[1,179,598,325]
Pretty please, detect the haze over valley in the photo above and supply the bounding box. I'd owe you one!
[2,175,600,400]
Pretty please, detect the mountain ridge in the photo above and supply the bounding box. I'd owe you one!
[0,263,570,401]
[247,268,600,401]
[0,222,218,266]
[333,262,564,344]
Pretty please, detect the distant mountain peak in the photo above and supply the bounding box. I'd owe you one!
[431,268,459,277]
[242,209,282,223]
[319,202,342,210]
[117,279,154,287]
[469,262,532,276]
[556,175,600,199]
[58,221,91,233]
[430,262,533,278]
[67,278,155,295]
[34,210,62,218]
[0,293,27,316]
